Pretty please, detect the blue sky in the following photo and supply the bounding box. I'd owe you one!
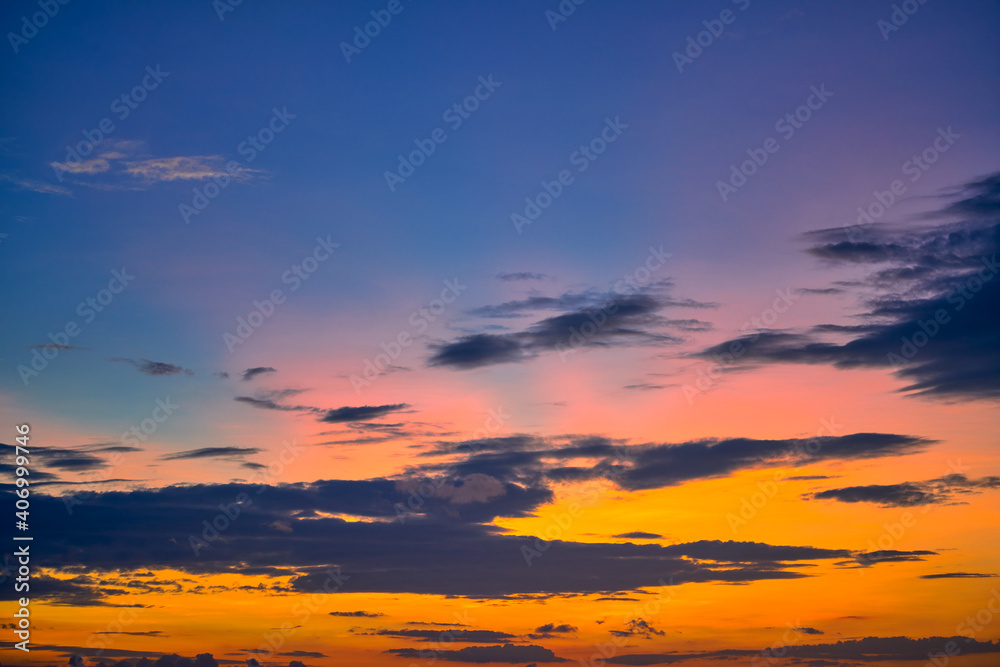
[1,2,1000,665]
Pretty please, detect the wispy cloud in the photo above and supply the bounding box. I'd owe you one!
[49,139,263,190]
[110,357,194,377]
[0,173,72,196]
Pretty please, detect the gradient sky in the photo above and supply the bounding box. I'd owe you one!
[1,1,999,666]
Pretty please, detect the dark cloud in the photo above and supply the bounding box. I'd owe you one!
[414,432,931,492]
[234,390,317,413]
[160,447,262,461]
[319,403,410,423]
[4,646,177,662]
[23,484,928,600]
[386,642,568,663]
[429,333,529,368]
[0,573,144,606]
[919,572,997,579]
[845,549,938,568]
[605,635,1000,664]
[330,610,385,617]
[241,366,277,381]
[362,628,516,643]
[812,473,1000,507]
[609,619,665,639]
[613,532,662,540]
[696,174,1000,400]
[433,286,715,369]
[936,171,1000,219]
[0,442,139,474]
[534,624,577,634]
[110,357,194,376]
[468,290,614,318]
[495,271,551,282]
[234,392,411,426]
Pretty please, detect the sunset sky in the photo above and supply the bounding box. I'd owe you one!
[1,1,999,666]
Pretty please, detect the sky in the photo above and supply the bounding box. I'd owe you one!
[1,0,999,666]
